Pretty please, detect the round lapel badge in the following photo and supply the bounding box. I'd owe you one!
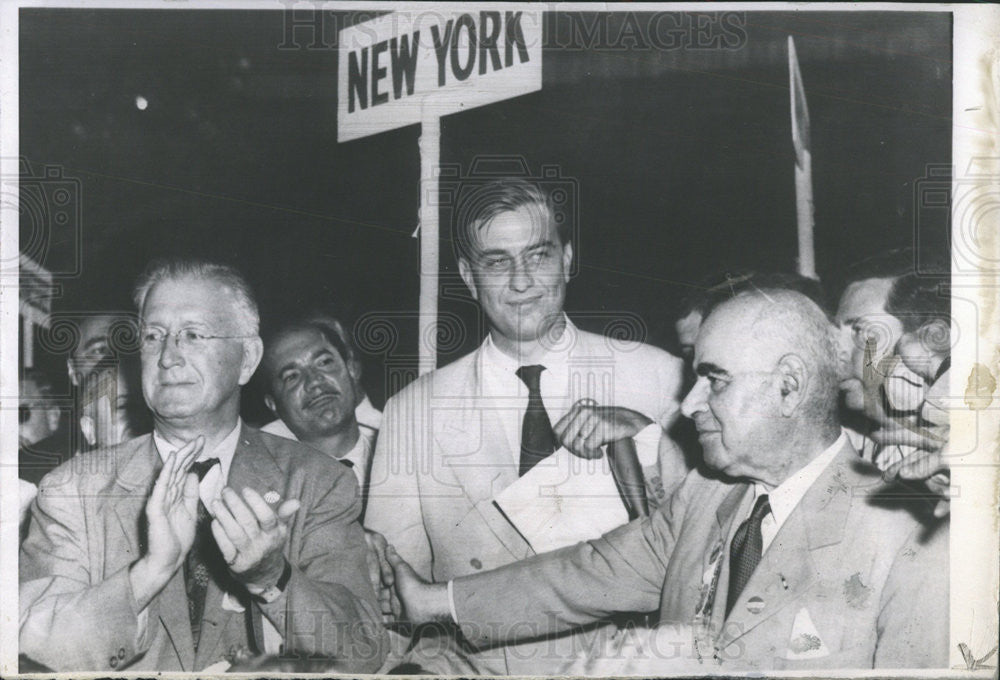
[746,596,765,614]
[264,490,280,504]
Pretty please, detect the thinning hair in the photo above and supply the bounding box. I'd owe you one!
[679,269,830,321]
[722,288,841,423]
[132,258,260,335]
[454,178,567,260]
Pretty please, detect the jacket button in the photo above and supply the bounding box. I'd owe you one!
[470,558,482,570]
[118,648,126,659]
[109,657,118,669]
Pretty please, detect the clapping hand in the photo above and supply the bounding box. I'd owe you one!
[145,436,204,578]
[210,487,301,590]
[130,436,205,609]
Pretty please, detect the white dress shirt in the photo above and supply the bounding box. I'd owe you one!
[135,420,243,641]
[258,418,376,490]
[477,318,661,468]
[747,431,848,553]
[153,420,242,513]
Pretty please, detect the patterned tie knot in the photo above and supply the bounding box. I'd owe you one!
[515,364,546,393]
[189,457,220,482]
[749,493,771,524]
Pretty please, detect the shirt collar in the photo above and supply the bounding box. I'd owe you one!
[753,430,848,529]
[481,314,575,375]
[152,418,243,482]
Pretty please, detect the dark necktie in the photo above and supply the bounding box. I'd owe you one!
[185,502,214,650]
[182,457,220,650]
[726,493,771,618]
[189,457,220,481]
[515,365,557,476]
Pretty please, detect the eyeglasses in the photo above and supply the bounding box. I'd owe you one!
[139,327,254,353]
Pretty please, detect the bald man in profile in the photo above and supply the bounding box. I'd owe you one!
[389,289,948,671]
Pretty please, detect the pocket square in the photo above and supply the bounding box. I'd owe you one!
[784,607,829,660]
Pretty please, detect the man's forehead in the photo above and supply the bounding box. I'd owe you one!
[269,328,340,367]
[472,205,556,252]
[836,277,894,321]
[79,315,116,341]
[693,299,772,371]
[142,278,233,322]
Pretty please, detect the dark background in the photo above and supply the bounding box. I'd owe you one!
[19,9,952,421]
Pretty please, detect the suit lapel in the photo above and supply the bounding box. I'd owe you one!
[107,437,196,670]
[196,426,285,666]
[434,350,531,561]
[158,568,196,670]
[110,437,158,557]
[707,483,752,632]
[717,445,856,648]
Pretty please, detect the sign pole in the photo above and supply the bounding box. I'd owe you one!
[789,36,817,279]
[418,109,440,376]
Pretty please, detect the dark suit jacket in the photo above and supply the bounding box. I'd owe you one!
[452,442,949,671]
[20,425,387,672]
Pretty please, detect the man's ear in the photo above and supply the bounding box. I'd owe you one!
[347,356,363,384]
[775,353,809,416]
[239,336,264,386]
[67,358,80,388]
[264,394,277,416]
[458,257,478,301]
[561,241,573,283]
[79,415,97,448]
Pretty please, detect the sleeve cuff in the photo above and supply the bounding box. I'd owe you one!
[447,579,459,624]
[633,423,663,468]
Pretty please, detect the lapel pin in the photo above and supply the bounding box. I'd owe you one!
[746,596,765,614]
[264,490,281,504]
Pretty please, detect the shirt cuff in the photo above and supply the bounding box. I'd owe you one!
[447,579,459,624]
[633,422,663,468]
[135,607,149,647]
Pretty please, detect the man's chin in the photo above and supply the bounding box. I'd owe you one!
[150,399,202,421]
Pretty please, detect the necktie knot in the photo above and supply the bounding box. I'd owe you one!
[515,364,545,393]
[749,493,771,523]
[189,457,220,482]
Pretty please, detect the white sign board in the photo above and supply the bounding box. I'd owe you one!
[338,9,542,142]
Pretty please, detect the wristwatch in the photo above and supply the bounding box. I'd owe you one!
[250,560,292,604]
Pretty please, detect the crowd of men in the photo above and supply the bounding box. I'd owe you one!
[17,178,951,673]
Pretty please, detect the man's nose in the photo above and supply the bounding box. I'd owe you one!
[303,367,327,392]
[508,258,533,293]
[681,378,708,420]
[157,335,184,369]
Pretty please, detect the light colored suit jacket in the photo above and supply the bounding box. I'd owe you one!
[452,441,949,671]
[20,425,387,672]
[365,326,684,674]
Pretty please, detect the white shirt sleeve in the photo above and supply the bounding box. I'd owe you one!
[632,422,663,468]
[447,579,460,624]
